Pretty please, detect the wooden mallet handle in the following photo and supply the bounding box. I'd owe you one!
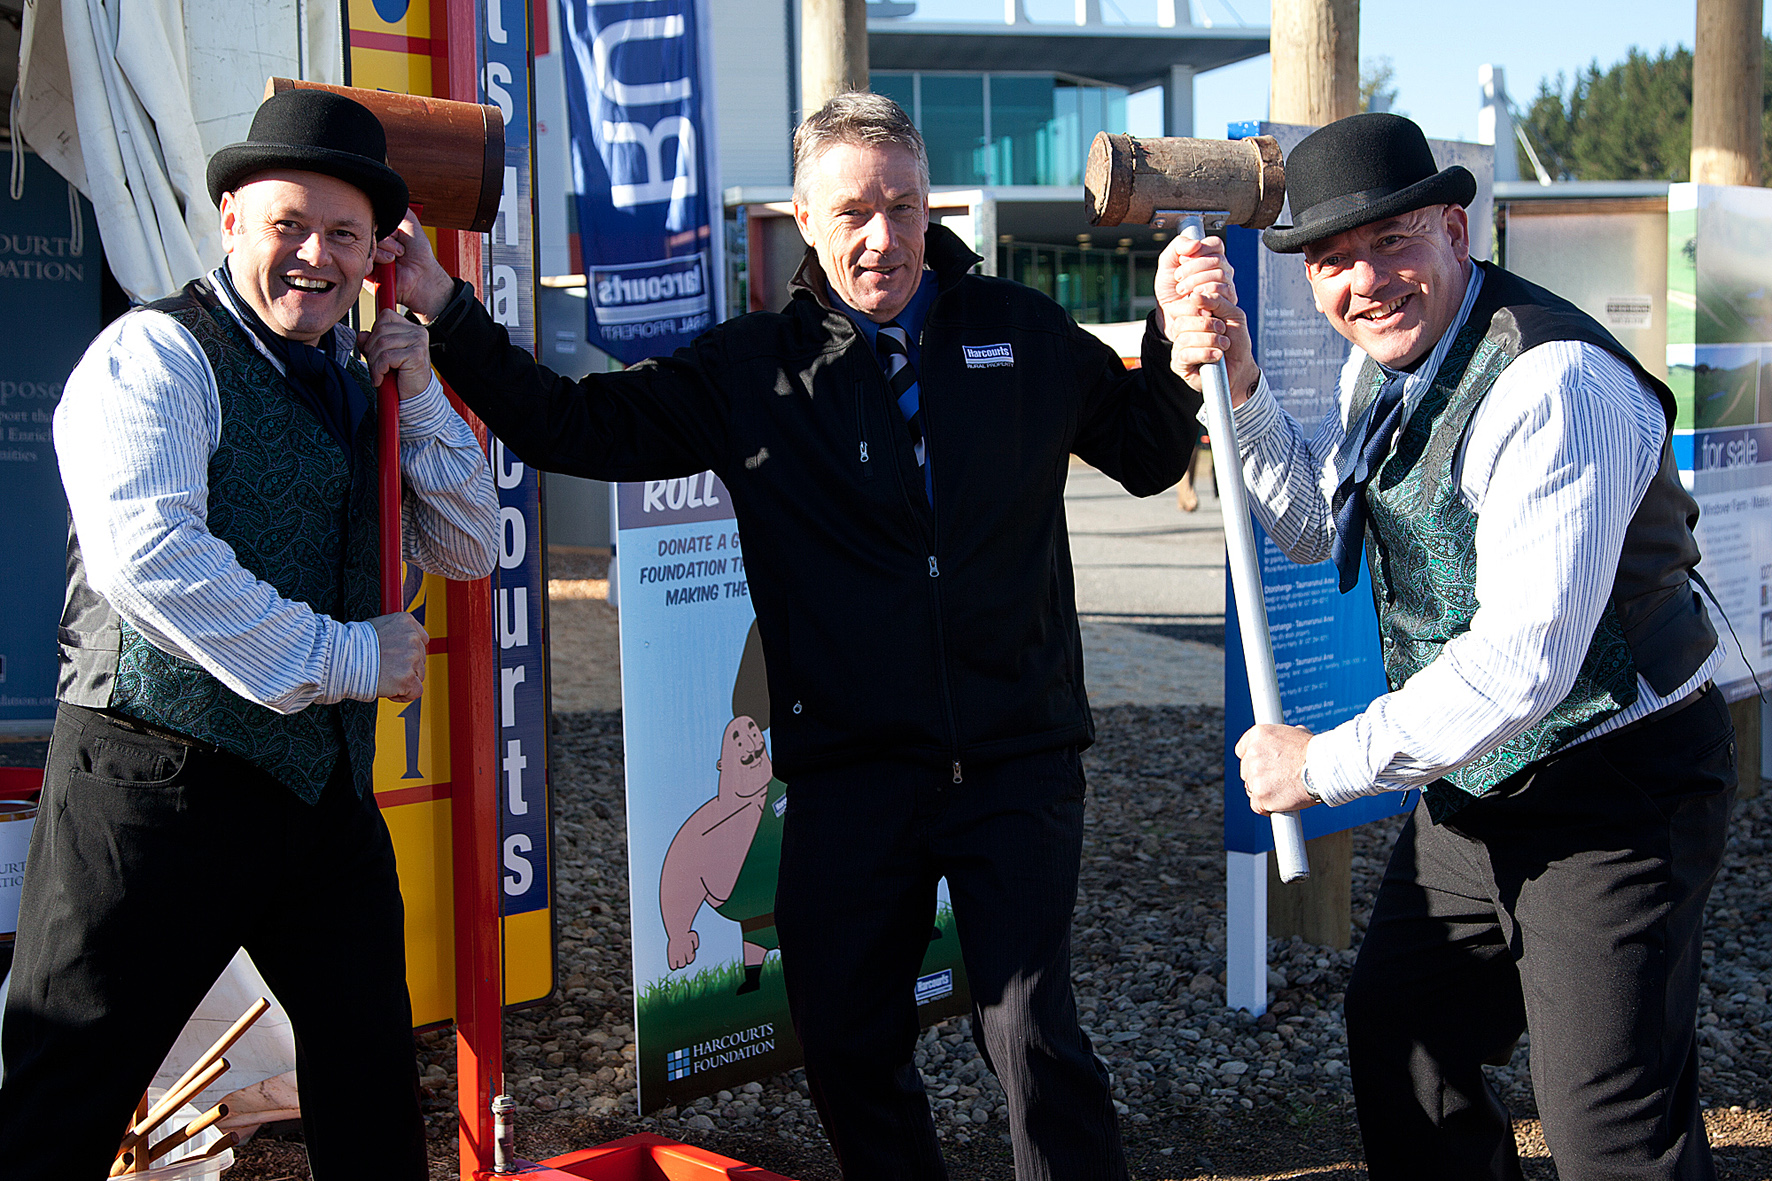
[375,260,403,614]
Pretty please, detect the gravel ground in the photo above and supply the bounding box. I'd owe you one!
[232,704,1772,1180]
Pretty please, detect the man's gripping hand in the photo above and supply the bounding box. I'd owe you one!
[373,209,456,322]
[1234,724,1318,816]
[1159,232,1261,407]
[371,611,428,702]
[359,309,437,400]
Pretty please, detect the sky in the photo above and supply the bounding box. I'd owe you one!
[906,0,1772,144]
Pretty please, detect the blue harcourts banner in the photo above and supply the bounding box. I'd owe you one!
[480,0,551,926]
[558,0,722,363]
[0,156,100,734]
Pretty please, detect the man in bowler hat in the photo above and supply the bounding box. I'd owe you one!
[1172,112,1733,1179]
[0,89,498,1179]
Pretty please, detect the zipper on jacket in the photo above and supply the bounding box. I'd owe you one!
[854,380,873,475]
[909,321,966,784]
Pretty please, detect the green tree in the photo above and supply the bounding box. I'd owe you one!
[1517,38,1772,183]
[1360,57,1401,115]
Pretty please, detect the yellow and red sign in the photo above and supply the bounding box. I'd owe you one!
[348,0,554,1027]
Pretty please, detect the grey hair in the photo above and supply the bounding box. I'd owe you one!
[792,91,930,203]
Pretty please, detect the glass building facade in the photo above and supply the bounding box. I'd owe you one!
[997,239,1161,325]
[873,71,1128,188]
[874,70,1159,324]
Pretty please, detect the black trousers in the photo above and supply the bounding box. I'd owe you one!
[0,704,426,1181]
[1345,685,1736,1181]
[773,746,1125,1181]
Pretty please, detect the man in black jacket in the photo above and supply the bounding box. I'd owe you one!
[381,92,1201,1179]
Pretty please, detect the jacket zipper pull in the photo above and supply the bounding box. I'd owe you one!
[952,760,963,784]
[859,440,869,463]
[928,555,939,578]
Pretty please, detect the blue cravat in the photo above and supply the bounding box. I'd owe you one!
[1329,375,1409,593]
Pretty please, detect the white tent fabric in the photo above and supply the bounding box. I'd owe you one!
[151,950,299,1136]
[16,0,220,302]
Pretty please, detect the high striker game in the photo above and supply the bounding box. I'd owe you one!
[344,0,555,1030]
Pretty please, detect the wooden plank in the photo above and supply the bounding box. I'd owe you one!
[1268,828,1352,951]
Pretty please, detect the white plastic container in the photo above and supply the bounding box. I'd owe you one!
[0,798,35,940]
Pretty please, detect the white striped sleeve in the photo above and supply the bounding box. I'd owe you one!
[1230,365,1352,566]
[54,310,379,713]
[395,375,500,580]
[1304,341,1668,804]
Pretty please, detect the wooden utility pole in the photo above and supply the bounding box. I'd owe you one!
[801,0,869,118]
[1270,0,1359,127]
[1693,0,1764,185]
[1265,0,1359,951]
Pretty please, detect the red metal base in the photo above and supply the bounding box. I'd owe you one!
[482,1133,797,1181]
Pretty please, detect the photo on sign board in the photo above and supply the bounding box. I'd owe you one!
[1670,342,1765,431]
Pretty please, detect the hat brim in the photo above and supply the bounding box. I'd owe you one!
[208,143,411,240]
[1261,165,1477,254]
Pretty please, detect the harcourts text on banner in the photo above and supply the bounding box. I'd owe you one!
[558,0,723,363]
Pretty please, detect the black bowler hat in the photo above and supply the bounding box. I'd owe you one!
[207,89,410,238]
[1262,112,1476,254]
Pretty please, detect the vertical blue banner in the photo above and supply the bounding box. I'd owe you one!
[0,157,100,734]
[558,0,722,363]
[480,0,552,925]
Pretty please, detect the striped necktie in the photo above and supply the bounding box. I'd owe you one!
[1328,373,1409,593]
[876,322,924,468]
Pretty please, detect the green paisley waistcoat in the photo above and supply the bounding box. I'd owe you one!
[1356,263,1715,822]
[57,278,382,803]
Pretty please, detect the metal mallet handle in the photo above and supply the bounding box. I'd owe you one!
[1179,215,1310,883]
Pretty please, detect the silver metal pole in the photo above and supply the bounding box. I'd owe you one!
[1180,216,1311,883]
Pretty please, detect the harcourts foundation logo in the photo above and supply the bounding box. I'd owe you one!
[666,1021,776,1080]
[591,254,711,341]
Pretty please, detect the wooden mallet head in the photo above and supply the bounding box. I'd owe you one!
[1084,132,1285,233]
[264,78,504,233]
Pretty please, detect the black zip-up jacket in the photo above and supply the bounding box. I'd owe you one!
[428,225,1201,779]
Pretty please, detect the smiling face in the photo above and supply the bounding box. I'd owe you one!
[793,140,928,324]
[1302,204,1473,371]
[219,170,378,345]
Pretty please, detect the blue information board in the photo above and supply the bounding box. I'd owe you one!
[0,156,100,734]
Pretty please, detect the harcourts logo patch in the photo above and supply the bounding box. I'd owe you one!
[591,254,711,332]
[962,343,1014,368]
[915,969,953,1005]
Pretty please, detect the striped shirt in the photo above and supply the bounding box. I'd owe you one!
[54,269,500,715]
[1233,266,1721,807]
